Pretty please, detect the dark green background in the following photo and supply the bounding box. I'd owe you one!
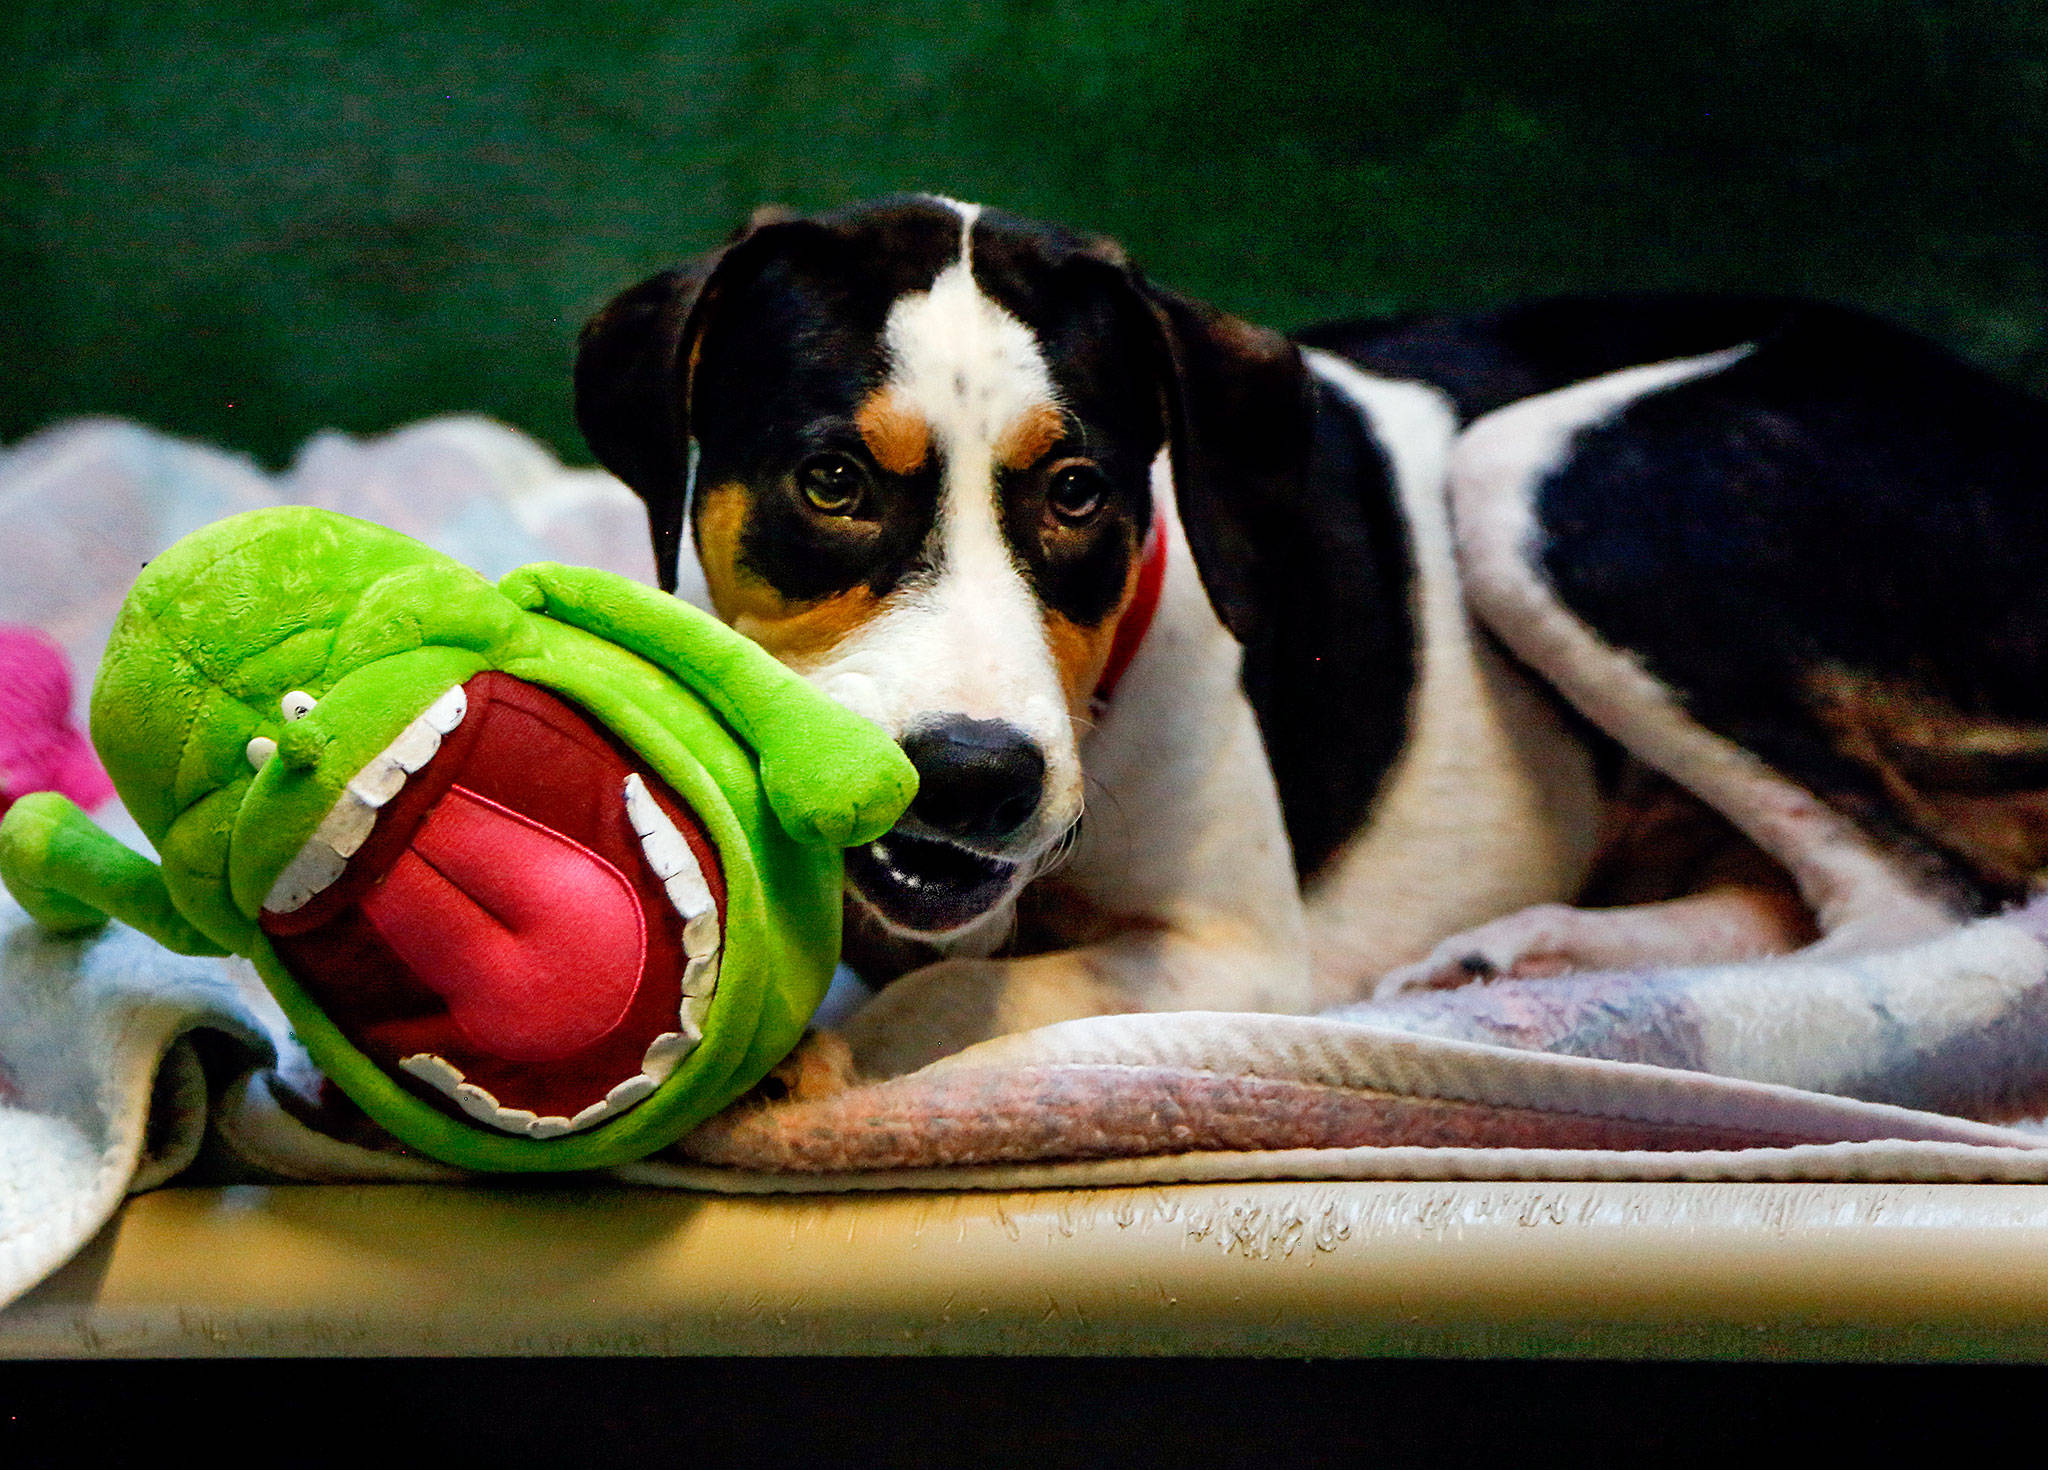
[5,1,2046,466]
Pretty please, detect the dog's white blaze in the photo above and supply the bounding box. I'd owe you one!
[884,203,1058,454]
[805,198,1084,874]
[1299,351,1606,999]
[1447,347,1958,952]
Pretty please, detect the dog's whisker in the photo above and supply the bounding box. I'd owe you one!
[1029,817,1084,882]
[1074,770,1132,844]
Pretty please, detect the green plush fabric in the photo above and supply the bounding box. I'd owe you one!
[0,506,916,1172]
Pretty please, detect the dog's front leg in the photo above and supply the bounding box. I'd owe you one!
[837,718,1311,1078]
[838,918,1301,1079]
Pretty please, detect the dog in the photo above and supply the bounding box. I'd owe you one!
[575,194,2048,1076]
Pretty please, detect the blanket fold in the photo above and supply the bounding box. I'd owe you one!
[0,899,273,1306]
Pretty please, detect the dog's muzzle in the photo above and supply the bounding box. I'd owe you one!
[845,717,1044,933]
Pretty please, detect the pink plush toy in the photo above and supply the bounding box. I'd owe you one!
[0,626,113,818]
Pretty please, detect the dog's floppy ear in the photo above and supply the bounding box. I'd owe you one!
[1073,250,1313,650]
[575,265,699,591]
[574,210,812,593]
[1144,283,1314,651]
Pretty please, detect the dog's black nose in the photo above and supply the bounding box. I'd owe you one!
[902,718,1046,847]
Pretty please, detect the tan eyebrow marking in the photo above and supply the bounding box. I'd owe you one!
[855,388,931,476]
[995,402,1065,471]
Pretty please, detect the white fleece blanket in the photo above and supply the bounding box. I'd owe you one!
[7,417,2048,1313]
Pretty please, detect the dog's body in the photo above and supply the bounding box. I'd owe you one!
[579,197,2048,1075]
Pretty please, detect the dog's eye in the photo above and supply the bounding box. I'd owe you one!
[797,453,869,516]
[1046,462,1108,525]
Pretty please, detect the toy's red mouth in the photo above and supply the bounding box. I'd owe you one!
[259,671,724,1138]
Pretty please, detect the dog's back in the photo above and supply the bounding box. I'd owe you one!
[1312,294,2048,910]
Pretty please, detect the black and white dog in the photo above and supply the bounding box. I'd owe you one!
[577,195,2048,1075]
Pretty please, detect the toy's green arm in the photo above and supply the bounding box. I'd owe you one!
[500,562,916,848]
[0,792,229,956]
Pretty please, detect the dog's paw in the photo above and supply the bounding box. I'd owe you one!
[757,1029,861,1104]
[1372,904,1586,999]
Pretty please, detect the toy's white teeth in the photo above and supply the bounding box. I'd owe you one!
[399,1021,705,1139]
[627,771,725,1036]
[623,773,721,956]
[261,684,467,915]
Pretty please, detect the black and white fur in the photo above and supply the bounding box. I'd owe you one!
[579,198,2048,1075]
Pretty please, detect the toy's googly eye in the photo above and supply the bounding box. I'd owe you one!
[246,735,278,769]
[281,691,317,720]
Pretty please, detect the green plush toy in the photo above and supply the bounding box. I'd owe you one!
[0,507,915,1172]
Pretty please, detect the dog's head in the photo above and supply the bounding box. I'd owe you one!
[576,196,1307,941]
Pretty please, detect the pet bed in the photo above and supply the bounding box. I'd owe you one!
[7,418,2048,1357]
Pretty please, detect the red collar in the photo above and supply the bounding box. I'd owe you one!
[1091,515,1168,709]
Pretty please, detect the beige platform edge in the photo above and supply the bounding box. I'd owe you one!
[10,1180,2048,1360]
